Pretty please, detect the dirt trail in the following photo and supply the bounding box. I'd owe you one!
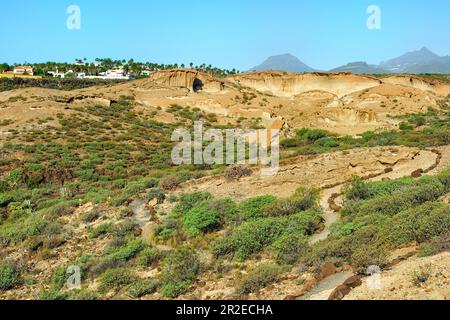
[299,271,354,300]
[302,148,442,300]
[309,186,341,244]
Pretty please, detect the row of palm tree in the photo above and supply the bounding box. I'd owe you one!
[1,59,240,78]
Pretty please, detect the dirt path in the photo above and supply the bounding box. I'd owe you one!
[303,148,442,300]
[309,186,341,244]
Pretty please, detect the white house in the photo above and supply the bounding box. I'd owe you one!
[84,68,132,80]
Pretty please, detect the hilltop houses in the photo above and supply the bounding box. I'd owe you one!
[48,68,69,78]
[47,67,132,80]
[78,68,132,80]
[13,66,34,75]
[1,66,34,77]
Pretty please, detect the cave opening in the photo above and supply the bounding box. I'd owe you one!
[193,78,203,92]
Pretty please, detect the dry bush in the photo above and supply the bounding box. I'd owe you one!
[159,175,181,191]
[224,165,252,181]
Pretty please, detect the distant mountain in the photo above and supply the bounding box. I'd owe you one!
[251,48,450,75]
[330,61,389,74]
[380,47,450,73]
[250,54,316,72]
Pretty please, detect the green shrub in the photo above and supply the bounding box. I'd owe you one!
[236,263,282,295]
[154,218,180,240]
[296,128,332,143]
[106,239,144,263]
[88,223,113,238]
[127,279,157,298]
[146,188,166,204]
[182,198,237,236]
[68,289,99,300]
[0,216,55,246]
[138,247,160,267]
[269,233,309,264]
[419,232,450,257]
[159,246,200,298]
[0,262,20,291]
[238,195,276,220]
[349,244,388,273]
[263,188,319,217]
[212,209,321,261]
[344,176,369,201]
[98,268,135,293]
[330,221,366,237]
[355,179,446,218]
[172,191,212,216]
[385,202,450,246]
[39,289,68,300]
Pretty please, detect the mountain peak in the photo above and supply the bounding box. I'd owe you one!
[330,61,388,74]
[380,47,441,71]
[251,54,316,72]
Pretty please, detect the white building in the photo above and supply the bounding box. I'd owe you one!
[84,68,132,80]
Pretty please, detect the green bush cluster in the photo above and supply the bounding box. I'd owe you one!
[237,195,276,220]
[269,233,309,264]
[182,198,237,236]
[138,247,161,267]
[98,268,135,293]
[127,279,157,298]
[212,209,321,261]
[172,192,212,216]
[305,169,450,273]
[263,188,319,217]
[236,263,282,295]
[0,262,21,291]
[343,173,450,219]
[158,246,200,298]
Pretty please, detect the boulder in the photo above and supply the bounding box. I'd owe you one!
[320,262,337,279]
[411,168,424,178]
[328,284,351,300]
[343,275,362,288]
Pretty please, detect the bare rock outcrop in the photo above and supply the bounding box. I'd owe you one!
[148,69,225,93]
[227,71,382,98]
[382,75,450,96]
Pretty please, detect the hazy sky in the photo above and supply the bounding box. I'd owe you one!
[2,0,450,70]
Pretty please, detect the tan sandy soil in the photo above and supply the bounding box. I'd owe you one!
[344,252,450,300]
[2,70,450,137]
[176,147,437,201]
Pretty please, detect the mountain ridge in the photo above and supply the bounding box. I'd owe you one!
[250,54,316,73]
[252,48,450,74]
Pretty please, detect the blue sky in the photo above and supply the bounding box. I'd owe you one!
[2,0,450,70]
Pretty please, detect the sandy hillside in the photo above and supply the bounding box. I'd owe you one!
[2,70,450,137]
